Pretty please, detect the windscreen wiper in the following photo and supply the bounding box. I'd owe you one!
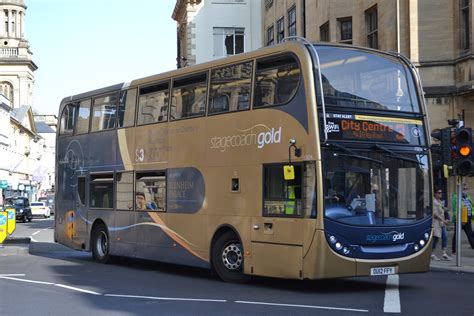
[372,144,424,165]
[327,143,383,165]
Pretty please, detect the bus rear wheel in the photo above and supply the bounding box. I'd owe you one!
[91,223,111,264]
[212,231,248,283]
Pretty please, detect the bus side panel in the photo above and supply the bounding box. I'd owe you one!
[55,135,90,251]
[251,243,303,279]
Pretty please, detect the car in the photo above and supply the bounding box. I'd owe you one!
[30,201,51,218]
[38,194,55,214]
[4,197,32,223]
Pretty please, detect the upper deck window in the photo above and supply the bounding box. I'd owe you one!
[76,99,91,134]
[119,88,137,128]
[137,82,169,125]
[171,73,207,120]
[253,54,300,108]
[317,46,420,113]
[59,103,76,136]
[209,61,252,114]
[91,93,118,132]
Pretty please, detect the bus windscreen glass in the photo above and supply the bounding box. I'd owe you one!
[323,149,430,226]
[316,46,420,113]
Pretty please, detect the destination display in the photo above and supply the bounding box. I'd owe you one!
[324,113,425,146]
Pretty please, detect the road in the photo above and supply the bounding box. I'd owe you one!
[1,218,473,315]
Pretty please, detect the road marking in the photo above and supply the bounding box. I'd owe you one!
[105,294,226,303]
[235,300,369,313]
[0,276,53,285]
[32,230,41,236]
[384,274,401,313]
[55,284,102,295]
[0,274,26,277]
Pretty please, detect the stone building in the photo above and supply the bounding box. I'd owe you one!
[263,0,474,191]
[0,0,41,203]
[172,0,262,68]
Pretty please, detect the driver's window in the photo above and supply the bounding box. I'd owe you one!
[263,163,303,216]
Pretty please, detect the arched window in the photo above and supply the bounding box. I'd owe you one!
[0,81,14,103]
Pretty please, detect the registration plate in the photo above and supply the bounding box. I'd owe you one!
[370,266,395,276]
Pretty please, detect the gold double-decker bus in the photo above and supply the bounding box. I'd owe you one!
[55,39,433,282]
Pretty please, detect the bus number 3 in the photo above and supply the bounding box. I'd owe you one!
[135,148,145,162]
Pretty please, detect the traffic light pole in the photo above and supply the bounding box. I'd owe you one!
[456,176,462,266]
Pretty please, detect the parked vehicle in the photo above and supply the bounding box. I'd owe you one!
[30,201,51,218]
[4,197,32,222]
[38,194,55,214]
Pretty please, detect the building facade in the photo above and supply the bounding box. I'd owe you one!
[172,0,262,68]
[0,0,43,203]
[263,0,474,192]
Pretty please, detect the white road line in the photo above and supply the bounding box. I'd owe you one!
[54,284,102,295]
[235,300,369,313]
[384,274,401,313]
[105,294,226,303]
[0,276,53,285]
[32,230,41,236]
[0,274,26,277]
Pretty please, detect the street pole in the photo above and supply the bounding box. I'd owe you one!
[456,176,462,266]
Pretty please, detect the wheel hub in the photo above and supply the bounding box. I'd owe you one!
[221,243,242,271]
[96,231,108,257]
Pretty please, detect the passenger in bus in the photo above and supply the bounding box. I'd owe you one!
[135,192,147,210]
[147,195,165,211]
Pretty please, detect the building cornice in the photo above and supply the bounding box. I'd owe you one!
[416,53,474,68]
[0,1,26,9]
[0,59,38,71]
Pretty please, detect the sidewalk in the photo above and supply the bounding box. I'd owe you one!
[430,224,474,274]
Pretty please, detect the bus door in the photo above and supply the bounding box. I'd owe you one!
[250,163,308,279]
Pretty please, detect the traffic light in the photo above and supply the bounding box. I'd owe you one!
[454,127,473,176]
[431,127,452,166]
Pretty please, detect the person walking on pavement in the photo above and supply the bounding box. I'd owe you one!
[432,188,451,261]
[451,183,474,255]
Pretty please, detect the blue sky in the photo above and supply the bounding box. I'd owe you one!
[27,0,177,115]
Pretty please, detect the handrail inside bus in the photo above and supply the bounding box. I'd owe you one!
[282,36,328,143]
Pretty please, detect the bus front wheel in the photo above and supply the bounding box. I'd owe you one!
[91,223,111,264]
[212,231,248,283]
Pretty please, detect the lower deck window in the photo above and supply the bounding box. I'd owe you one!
[263,164,303,216]
[90,174,114,209]
[136,171,166,211]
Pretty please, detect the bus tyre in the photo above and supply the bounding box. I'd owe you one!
[212,231,248,283]
[91,224,111,264]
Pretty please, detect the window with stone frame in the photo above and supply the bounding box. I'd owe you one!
[365,5,378,49]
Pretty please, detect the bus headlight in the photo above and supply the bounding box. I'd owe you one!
[18,209,23,213]
[414,244,420,251]
[329,236,337,244]
[343,247,350,255]
[419,239,425,247]
[335,242,343,250]
[424,233,429,240]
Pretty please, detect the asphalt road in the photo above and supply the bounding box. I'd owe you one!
[1,218,474,315]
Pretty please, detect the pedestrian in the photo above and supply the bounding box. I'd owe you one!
[451,183,474,255]
[432,188,451,261]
